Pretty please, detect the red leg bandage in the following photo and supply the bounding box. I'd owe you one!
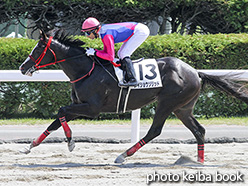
[33,130,50,147]
[59,116,71,139]
[198,144,204,163]
[126,139,146,156]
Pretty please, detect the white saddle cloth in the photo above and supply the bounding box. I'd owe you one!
[114,58,163,89]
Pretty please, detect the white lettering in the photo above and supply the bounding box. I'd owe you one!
[146,171,244,184]
[215,171,244,182]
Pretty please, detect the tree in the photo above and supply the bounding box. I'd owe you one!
[168,0,248,34]
[0,0,247,38]
[0,0,171,37]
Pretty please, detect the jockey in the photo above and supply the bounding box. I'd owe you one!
[81,17,150,87]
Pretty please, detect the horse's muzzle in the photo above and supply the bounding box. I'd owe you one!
[20,65,36,76]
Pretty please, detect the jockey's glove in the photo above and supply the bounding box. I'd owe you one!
[86,48,96,56]
[113,58,119,63]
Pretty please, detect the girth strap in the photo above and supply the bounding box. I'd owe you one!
[116,87,131,113]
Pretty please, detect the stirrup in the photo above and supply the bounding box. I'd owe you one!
[118,79,137,87]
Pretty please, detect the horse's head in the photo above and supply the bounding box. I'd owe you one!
[20,30,56,76]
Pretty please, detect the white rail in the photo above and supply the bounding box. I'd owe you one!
[1,69,248,143]
[0,70,69,82]
[1,69,248,82]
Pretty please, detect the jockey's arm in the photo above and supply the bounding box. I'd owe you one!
[95,35,115,61]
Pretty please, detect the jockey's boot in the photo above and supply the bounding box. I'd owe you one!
[119,57,137,87]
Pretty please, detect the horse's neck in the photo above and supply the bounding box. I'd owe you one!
[57,47,91,81]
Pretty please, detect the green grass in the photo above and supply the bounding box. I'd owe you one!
[154,117,248,126]
[0,117,248,126]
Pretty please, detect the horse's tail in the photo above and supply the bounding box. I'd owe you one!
[198,72,248,105]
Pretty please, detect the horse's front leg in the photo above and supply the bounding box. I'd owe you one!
[20,102,99,154]
[56,103,100,151]
[58,116,75,152]
[19,118,61,154]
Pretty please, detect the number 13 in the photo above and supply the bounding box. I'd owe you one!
[138,64,157,80]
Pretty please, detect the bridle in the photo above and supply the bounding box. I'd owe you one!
[29,36,63,70]
[28,36,95,83]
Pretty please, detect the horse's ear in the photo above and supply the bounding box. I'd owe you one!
[39,29,48,41]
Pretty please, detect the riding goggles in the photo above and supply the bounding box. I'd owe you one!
[85,29,95,36]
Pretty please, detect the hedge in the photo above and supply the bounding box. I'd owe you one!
[0,33,248,118]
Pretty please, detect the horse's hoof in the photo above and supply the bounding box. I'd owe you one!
[114,154,126,164]
[68,140,75,152]
[19,146,31,154]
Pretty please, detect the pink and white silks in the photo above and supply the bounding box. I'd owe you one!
[95,22,150,61]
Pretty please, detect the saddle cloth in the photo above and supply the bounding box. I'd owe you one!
[114,58,163,89]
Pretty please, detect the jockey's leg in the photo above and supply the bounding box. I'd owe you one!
[117,23,150,60]
[118,57,137,87]
[117,23,149,87]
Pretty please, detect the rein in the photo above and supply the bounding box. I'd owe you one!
[70,62,95,83]
[92,56,118,83]
[29,36,95,83]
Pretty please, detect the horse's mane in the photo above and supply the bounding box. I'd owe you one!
[46,28,110,65]
[46,28,86,48]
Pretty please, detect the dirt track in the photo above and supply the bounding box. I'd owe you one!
[0,142,247,186]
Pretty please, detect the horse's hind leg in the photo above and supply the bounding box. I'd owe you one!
[174,98,205,163]
[115,101,174,163]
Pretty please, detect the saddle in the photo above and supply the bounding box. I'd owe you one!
[114,58,162,90]
[115,58,163,113]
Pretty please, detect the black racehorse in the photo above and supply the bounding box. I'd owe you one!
[20,29,248,163]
